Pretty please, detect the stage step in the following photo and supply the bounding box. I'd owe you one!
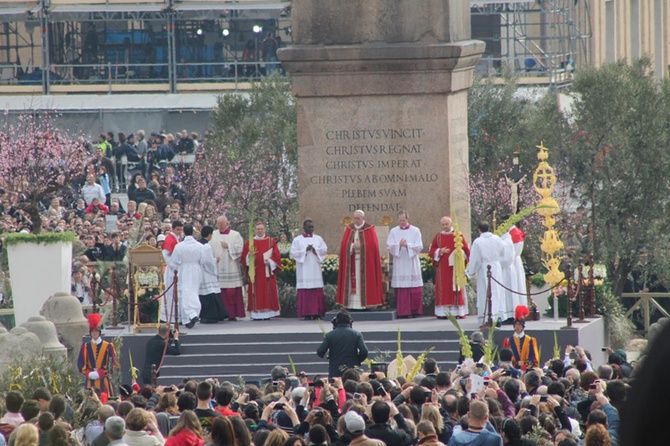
[155,330,465,385]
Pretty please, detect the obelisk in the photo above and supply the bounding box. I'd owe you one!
[279,1,485,248]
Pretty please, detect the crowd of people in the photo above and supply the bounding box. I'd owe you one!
[0,303,649,446]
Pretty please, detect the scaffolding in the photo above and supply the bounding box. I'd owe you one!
[0,0,291,94]
[471,0,592,88]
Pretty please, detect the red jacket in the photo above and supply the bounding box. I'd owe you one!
[164,430,204,446]
[85,203,109,215]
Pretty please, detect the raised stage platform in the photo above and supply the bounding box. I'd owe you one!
[105,314,607,386]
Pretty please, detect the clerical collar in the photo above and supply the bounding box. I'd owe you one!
[254,236,267,240]
[302,233,313,238]
[221,228,231,235]
[400,225,410,230]
[354,223,365,229]
[92,337,102,345]
[514,331,525,339]
[441,229,454,235]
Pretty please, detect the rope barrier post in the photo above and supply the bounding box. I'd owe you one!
[577,261,586,323]
[109,265,120,329]
[89,271,98,315]
[562,263,577,330]
[172,270,179,328]
[486,265,493,330]
[588,255,596,317]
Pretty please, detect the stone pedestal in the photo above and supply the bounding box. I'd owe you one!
[41,292,89,356]
[0,327,41,370]
[20,316,67,361]
[7,241,72,326]
[279,0,484,249]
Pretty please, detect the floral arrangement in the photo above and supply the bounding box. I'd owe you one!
[137,268,160,287]
[277,258,297,285]
[419,253,436,283]
[578,263,607,285]
[321,255,340,285]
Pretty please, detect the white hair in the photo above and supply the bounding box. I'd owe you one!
[354,210,365,217]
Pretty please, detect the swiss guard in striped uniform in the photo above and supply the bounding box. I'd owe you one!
[78,313,117,396]
[503,305,540,370]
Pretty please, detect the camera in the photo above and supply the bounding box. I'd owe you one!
[459,378,467,388]
[524,409,532,417]
[540,395,548,402]
[274,403,284,410]
[315,411,323,418]
[601,347,608,352]
[370,363,388,374]
[424,390,432,401]
[377,387,387,398]
[353,392,362,400]
[272,381,279,388]
[476,363,484,368]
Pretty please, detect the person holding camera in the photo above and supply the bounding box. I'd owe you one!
[316,310,368,378]
[141,325,181,386]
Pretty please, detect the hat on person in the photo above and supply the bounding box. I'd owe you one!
[514,305,530,327]
[270,365,287,380]
[344,411,366,434]
[119,384,133,397]
[273,411,294,432]
[88,313,102,333]
[615,349,627,361]
[157,234,166,242]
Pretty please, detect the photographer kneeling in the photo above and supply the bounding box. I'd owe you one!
[142,325,181,386]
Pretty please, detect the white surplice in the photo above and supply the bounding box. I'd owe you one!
[199,243,220,296]
[387,225,424,288]
[290,234,327,289]
[465,232,509,323]
[209,229,244,288]
[513,239,527,299]
[172,235,205,324]
[500,231,523,314]
[161,232,180,322]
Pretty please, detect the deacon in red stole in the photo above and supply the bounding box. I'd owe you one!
[78,313,117,396]
[242,221,282,320]
[336,210,384,309]
[430,216,471,319]
[503,305,540,370]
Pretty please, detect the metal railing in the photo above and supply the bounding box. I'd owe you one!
[38,60,281,92]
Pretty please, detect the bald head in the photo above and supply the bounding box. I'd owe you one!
[98,405,116,423]
[440,216,453,232]
[216,215,229,231]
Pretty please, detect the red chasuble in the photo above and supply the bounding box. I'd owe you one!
[510,226,526,243]
[163,232,179,254]
[429,231,470,306]
[336,223,384,307]
[242,237,282,312]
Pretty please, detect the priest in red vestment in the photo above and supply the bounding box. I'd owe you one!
[336,210,385,309]
[429,216,470,319]
[242,221,282,320]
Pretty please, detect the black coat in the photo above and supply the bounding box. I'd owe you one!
[141,334,180,384]
[317,324,368,377]
[365,414,415,446]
